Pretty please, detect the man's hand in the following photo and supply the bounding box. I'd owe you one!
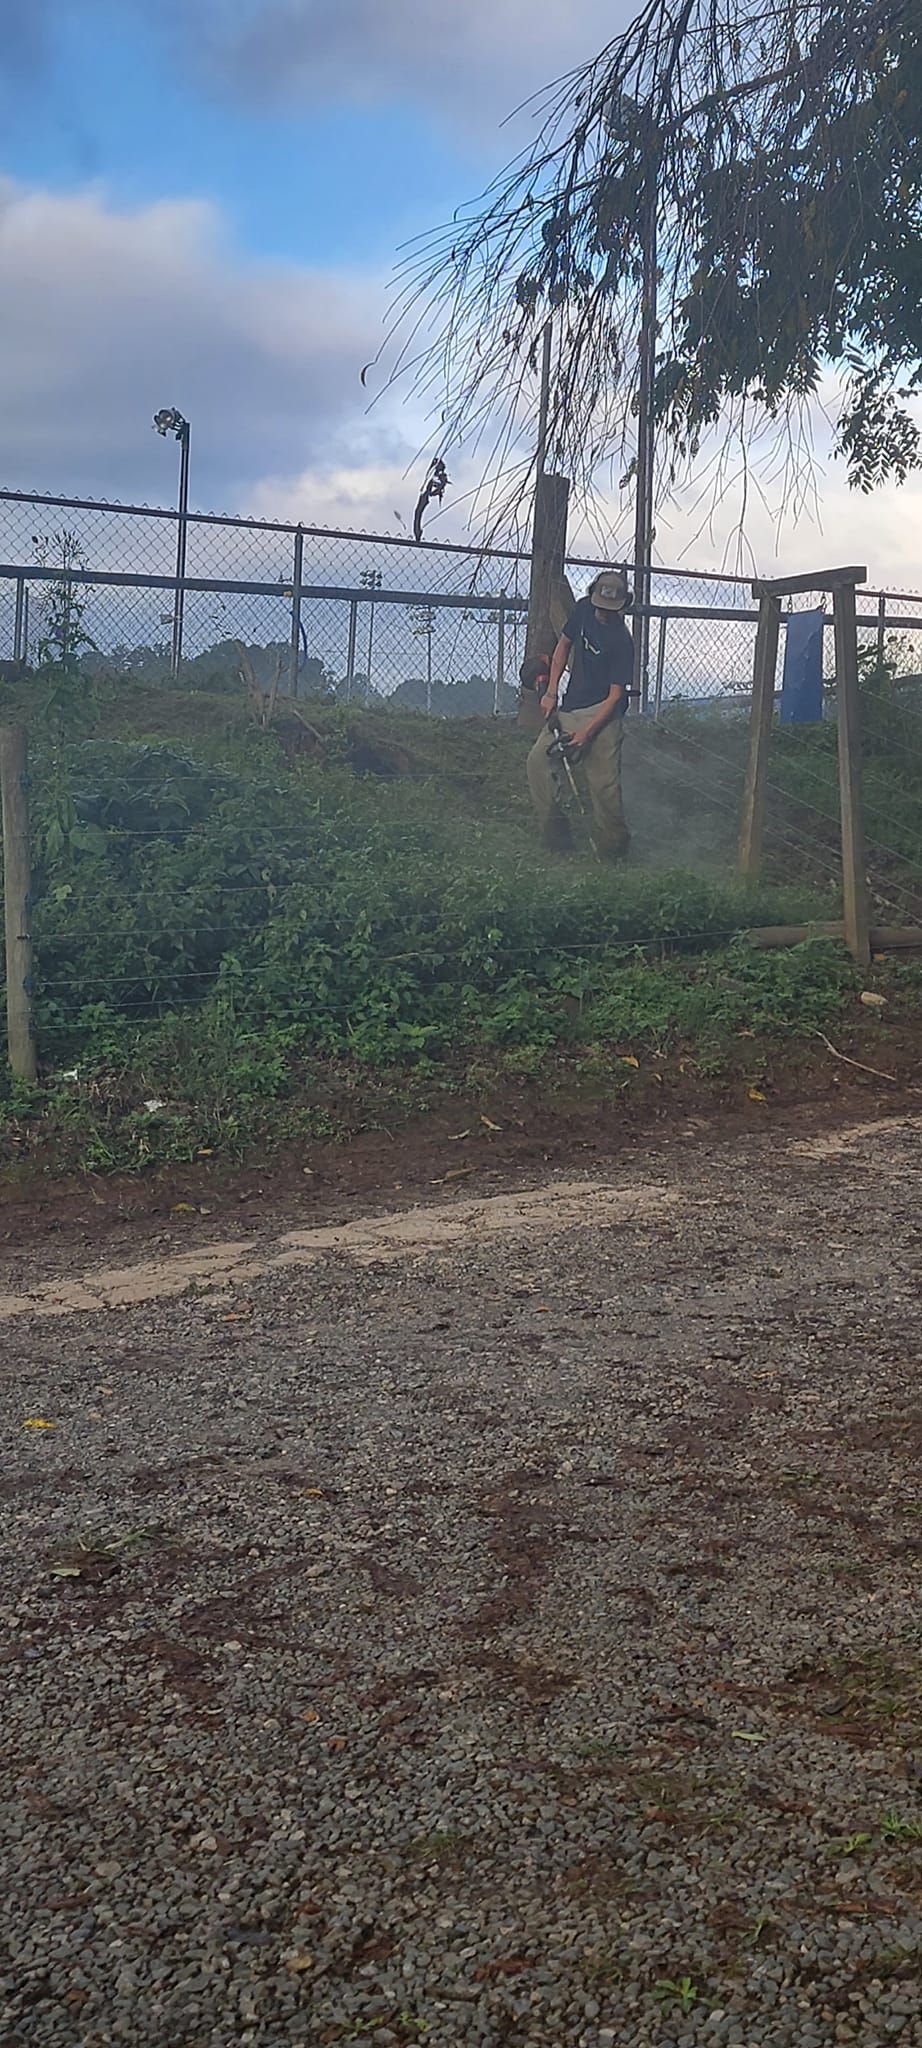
[568,725,595,753]
[547,632,572,709]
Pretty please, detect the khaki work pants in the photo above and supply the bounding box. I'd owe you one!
[527,705,629,856]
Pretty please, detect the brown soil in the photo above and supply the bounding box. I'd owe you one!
[0,1025,919,1255]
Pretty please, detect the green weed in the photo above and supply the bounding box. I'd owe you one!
[654,1975,700,2015]
[344,2022,427,2044]
[881,1811,922,1843]
[746,1909,776,1946]
[827,1832,873,1858]
[47,1525,162,1582]
[406,1831,472,1867]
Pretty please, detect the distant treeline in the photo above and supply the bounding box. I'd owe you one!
[78,637,519,718]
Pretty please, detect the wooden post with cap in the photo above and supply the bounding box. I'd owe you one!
[744,566,870,964]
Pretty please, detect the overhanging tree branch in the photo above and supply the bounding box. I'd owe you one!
[379,0,920,536]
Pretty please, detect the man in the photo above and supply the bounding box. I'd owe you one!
[526,569,633,857]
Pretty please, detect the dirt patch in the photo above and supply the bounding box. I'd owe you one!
[461,1466,561,1633]
[0,1176,677,1322]
[2,1028,920,1254]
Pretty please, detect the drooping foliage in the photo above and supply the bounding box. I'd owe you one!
[383,0,921,516]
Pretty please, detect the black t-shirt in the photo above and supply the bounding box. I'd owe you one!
[562,598,633,713]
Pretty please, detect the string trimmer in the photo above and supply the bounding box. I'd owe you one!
[546,712,600,859]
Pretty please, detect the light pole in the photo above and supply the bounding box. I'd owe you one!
[634,147,658,712]
[536,319,553,477]
[153,407,191,679]
[408,605,436,715]
[603,96,658,710]
[360,568,383,701]
[462,602,507,715]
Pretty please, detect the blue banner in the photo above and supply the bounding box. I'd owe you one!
[780,608,824,724]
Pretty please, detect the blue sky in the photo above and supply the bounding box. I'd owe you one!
[1,0,625,524]
[1,0,919,578]
[1,0,480,268]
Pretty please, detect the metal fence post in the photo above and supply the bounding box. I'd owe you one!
[652,613,667,719]
[171,421,190,678]
[876,592,886,667]
[633,140,658,713]
[739,592,781,876]
[834,580,872,966]
[0,725,37,1082]
[289,525,304,697]
[13,577,25,666]
[346,598,358,701]
[494,593,506,716]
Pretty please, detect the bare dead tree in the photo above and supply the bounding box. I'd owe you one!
[237,644,283,731]
[377,0,919,540]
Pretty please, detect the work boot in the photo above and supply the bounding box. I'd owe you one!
[541,815,573,854]
[595,829,631,864]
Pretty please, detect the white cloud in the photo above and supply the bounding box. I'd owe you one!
[1,176,920,604]
[0,176,530,553]
[690,470,922,595]
[250,462,418,536]
[168,0,626,131]
[0,179,401,508]
[650,395,922,594]
[5,0,632,134]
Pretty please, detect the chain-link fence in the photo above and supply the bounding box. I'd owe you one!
[3,487,922,1094]
[3,486,922,711]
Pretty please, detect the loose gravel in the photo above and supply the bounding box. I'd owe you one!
[0,1112,920,2048]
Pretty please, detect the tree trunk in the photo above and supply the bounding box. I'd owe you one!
[519,471,570,731]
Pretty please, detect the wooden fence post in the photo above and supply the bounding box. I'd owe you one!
[519,470,570,731]
[738,592,781,876]
[0,725,37,1082]
[833,580,871,966]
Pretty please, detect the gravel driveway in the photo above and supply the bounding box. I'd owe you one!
[1,1112,920,2048]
